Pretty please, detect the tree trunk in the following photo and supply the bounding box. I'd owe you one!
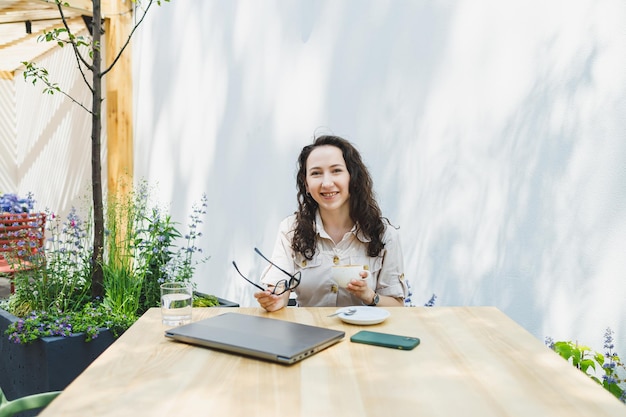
[91,0,104,298]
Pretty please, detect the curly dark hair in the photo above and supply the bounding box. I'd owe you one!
[292,135,388,260]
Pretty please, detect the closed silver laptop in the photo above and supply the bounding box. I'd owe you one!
[165,312,345,365]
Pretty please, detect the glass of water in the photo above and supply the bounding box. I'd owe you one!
[160,282,192,326]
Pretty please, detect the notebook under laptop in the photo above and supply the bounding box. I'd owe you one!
[164,312,345,365]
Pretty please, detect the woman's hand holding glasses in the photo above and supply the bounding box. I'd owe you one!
[232,248,301,312]
[253,289,290,312]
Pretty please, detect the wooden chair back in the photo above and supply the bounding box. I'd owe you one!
[0,212,46,293]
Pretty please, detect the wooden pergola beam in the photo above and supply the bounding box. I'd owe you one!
[35,0,94,13]
[0,0,94,24]
[104,0,133,200]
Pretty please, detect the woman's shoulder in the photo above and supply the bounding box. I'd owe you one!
[278,213,298,232]
[381,219,401,242]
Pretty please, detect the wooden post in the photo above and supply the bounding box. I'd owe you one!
[104,0,134,201]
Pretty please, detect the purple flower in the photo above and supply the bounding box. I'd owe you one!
[0,192,35,213]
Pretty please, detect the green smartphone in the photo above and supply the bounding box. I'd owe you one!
[350,330,420,350]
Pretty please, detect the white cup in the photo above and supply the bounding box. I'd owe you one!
[160,282,192,326]
[331,265,365,288]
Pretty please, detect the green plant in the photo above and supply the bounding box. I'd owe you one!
[101,181,210,318]
[9,207,92,315]
[546,328,625,403]
[3,184,213,344]
[101,184,149,319]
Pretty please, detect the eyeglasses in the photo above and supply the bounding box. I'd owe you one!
[232,247,301,296]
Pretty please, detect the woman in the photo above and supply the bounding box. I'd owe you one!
[255,135,407,311]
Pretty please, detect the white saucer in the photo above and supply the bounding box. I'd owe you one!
[333,306,390,325]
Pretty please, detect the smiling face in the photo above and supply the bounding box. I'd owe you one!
[305,145,351,217]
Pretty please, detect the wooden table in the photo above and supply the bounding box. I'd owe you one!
[39,307,624,416]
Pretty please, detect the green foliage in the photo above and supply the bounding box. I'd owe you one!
[193,294,219,308]
[135,210,180,312]
[101,180,209,317]
[552,341,603,379]
[102,260,141,321]
[40,27,91,49]
[547,329,626,404]
[3,183,211,344]
[21,62,60,95]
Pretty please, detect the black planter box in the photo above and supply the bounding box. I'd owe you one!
[0,296,238,402]
[0,308,115,402]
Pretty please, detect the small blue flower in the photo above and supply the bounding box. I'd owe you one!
[424,293,437,307]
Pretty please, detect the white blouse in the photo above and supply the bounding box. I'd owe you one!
[261,213,408,307]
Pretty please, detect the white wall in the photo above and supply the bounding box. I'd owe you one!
[0,78,17,193]
[1,38,93,219]
[133,0,626,352]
